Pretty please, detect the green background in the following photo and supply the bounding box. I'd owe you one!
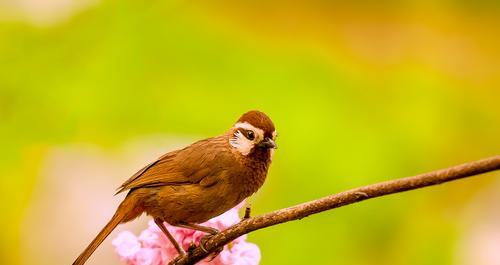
[1,1,499,264]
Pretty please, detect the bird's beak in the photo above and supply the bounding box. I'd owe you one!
[258,137,277,149]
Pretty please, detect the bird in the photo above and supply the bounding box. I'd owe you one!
[73,110,278,265]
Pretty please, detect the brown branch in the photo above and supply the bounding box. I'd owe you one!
[170,155,500,265]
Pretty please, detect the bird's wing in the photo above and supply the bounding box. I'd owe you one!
[116,136,234,194]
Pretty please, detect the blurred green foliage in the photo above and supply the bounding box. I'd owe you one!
[1,1,499,264]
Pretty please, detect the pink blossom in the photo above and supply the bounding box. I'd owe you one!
[113,203,260,265]
[219,242,261,265]
[112,231,141,262]
[134,248,163,265]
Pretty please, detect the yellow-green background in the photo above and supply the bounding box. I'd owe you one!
[1,1,499,265]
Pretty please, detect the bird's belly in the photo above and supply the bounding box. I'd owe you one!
[143,183,244,225]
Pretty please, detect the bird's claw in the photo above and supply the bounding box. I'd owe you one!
[199,234,213,253]
[199,233,223,259]
[199,234,223,261]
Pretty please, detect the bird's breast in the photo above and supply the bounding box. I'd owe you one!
[143,152,271,224]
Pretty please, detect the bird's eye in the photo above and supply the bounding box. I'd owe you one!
[246,130,255,140]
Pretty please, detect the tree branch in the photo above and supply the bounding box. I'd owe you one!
[170,155,500,265]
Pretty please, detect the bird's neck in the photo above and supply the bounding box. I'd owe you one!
[241,151,271,196]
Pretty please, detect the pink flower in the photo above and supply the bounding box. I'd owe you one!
[133,248,163,265]
[112,231,141,262]
[219,242,261,265]
[113,203,260,265]
[138,228,162,248]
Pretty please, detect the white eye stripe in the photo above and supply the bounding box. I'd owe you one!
[233,122,264,139]
[230,122,276,156]
[229,129,254,155]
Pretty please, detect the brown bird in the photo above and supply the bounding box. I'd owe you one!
[73,110,277,265]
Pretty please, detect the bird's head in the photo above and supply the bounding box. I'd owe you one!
[229,110,277,157]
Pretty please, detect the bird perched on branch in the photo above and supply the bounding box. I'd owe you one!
[73,110,277,265]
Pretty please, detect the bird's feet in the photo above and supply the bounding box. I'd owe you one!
[199,233,223,261]
[199,230,218,253]
[173,223,222,258]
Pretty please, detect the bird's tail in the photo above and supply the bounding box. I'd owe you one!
[73,193,142,265]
